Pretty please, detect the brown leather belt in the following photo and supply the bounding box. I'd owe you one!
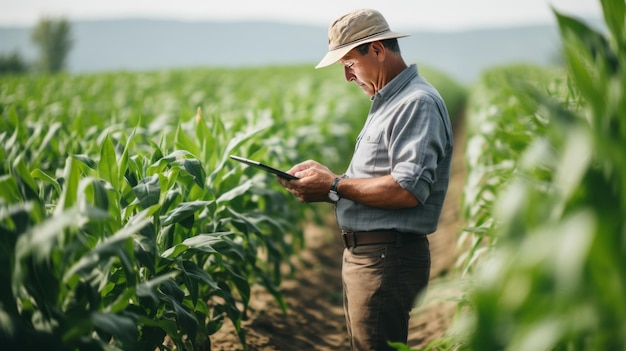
[341,230,425,248]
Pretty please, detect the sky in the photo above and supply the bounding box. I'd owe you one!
[0,0,602,31]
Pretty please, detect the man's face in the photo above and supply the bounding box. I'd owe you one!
[338,43,382,97]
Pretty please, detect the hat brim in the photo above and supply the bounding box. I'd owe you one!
[315,31,409,69]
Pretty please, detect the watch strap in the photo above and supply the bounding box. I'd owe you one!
[330,177,341,193]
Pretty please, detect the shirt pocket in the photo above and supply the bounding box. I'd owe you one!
[364,128,383,144]
[354,128,387,174]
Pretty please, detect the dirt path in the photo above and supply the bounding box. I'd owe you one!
[211,117,466,351]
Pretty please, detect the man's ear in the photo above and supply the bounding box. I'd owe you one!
[371,41,386,61]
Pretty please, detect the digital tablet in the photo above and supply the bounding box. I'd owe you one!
[230,155,299,180]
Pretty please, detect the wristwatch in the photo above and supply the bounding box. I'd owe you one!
[328,177,342,202]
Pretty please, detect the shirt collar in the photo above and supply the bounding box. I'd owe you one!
[372,64,419,101]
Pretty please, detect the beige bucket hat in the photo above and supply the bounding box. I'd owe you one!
[315,9,410,69]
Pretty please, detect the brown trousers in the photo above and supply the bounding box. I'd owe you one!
[342,236,430,351]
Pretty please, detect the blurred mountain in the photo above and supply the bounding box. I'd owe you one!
[0,18,589,83]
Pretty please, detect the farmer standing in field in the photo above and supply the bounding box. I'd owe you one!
[277,8,453,351]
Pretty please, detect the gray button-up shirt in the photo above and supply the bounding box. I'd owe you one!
[336,64,453,235]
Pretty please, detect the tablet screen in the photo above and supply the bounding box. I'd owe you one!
[230,155,299,180]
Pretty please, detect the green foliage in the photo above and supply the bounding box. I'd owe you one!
[30,17,73,73]
[0,63,465,350]
[457,63,566,273]
[422,0,626,350]
[0,63,463,349]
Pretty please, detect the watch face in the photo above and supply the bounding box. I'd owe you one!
[329,191,340,202]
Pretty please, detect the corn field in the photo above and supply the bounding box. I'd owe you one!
[0,63,463,351]
[411,0,626,350]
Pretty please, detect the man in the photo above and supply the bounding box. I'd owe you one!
[277,8,453,351]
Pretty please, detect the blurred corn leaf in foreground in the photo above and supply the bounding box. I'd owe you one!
[431,0,626,350]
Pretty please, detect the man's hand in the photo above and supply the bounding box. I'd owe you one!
[276,160,338,203]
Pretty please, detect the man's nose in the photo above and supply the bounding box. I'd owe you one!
[344,67,355,82]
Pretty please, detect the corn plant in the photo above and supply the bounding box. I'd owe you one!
[425,0,626,350]
[455,63,569,273]
[0,66,338,350]
[1,115,297,350]
[0,63,464,350]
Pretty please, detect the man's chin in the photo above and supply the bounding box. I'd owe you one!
[354,82,374,96]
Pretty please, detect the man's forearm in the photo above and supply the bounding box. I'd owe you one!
[337,175,418,209]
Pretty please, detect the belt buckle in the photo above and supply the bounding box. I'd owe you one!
[342,231,356,248]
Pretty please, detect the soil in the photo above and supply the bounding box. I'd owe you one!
[210,117,467,351]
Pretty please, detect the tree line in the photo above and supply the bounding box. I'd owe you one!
[0,17,73,75]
